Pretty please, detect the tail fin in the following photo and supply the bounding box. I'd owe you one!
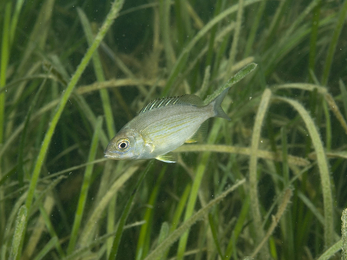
[211,88,231,121]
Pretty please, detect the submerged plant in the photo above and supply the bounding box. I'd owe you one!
[0,0,347,259]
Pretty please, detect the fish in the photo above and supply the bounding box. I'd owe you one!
[104,88,230,163]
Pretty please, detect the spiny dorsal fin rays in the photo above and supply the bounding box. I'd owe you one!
[139,94,204,114]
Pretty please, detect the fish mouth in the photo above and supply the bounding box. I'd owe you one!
[104,151,118,159]
[104,149,126,159]
[104,146,116,158]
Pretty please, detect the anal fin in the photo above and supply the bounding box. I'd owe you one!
[185,138,198,144]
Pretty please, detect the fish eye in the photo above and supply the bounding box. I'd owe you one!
[117,139,130,150]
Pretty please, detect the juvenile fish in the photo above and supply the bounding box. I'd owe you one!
[104,88,230,163]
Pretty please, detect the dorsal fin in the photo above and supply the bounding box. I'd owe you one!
[139,94,204,114]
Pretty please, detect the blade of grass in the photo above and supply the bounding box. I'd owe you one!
[6,62,43,142]
[23,195,54,258]
[323,92,347,135]
[208,213,223,258]
[0,2,11,145]
[263,24,311,76]
[77,8,116,139]
[23,186,65,258]
[212,32,230,79]
[16,0,55,74]
[339,80,347,119]
[67,116,103,254]
[308,0,321,80]
[7,2,125,252]
[162,183,191,259]
[280,127,294,259]
[136,165,166,260]
[33,237,58,260]
[1,192,27,258]
[24,0,124,223]
[38,159,106,181]
[12,1,125,254]
[342,208,347,259]
[205,0,222,68]
[322,100,331,151]
[108,160,155,260]
[144,179,245,260]
[170,185,191,235]
[63,221,145,260]
[162,0,260,95]
[203,63,257,105]
[72,94,110,147]
[244,0,266,57]
[176,64,256,259]
[160,0,175,69]
[9,206,27,260]
[275,96,334,248]
[297,192,324,225]
[17,73,47,187]
[0,3,12,243]
[196,65,211,98]
[36,196,65,258]
[79,164,140,247]
[9,0,25,44]
[107,194,117,257]
[249,88,272,259]
[251,189,293,258]
[321,0,347,86]
[266,115,281,177]
[224,196,250,260]
[0,163,22,187]
[316,239,342,260]
[263,0,288,49]
[155,222,170,260]
[226,0,243,74]
[173,0,184,49]
[274,83,347,134]
[176,108,226,259]
[175,144,309,167]
[284,0,321,40]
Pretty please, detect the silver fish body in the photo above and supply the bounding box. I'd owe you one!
[104,88,230,163]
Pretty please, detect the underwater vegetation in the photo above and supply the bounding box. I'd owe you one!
[1,0,347,259]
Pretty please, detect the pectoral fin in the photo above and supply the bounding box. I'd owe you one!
[145,141,155,153]
[156,152,177,163]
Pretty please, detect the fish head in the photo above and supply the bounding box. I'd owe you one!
[104,127,148,160]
